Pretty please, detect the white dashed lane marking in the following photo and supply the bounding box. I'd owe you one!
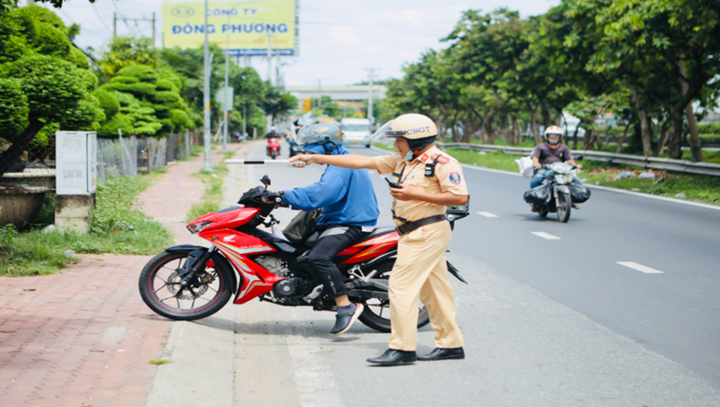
[531,232,561,240]
[477,211,498,218]
[617,261,665,274]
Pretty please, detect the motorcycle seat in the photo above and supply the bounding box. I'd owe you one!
[364,226,396,239]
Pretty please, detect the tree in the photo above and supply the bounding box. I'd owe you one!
[97,36,158,81]
[587,0,720,161]
[445,9,530,142]
[0,5,101,177]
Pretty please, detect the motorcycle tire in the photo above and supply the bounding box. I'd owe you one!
[557,192,572,223]
[139,251,233,321]
[357,263,431,333]
[538,208,548,218]
[271,150,277,159]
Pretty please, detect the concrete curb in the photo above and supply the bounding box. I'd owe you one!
[144,142,260,407]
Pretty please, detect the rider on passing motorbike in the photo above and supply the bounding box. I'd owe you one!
[530,126,583,188]
[263,123,379,336]
[265,126,280,139]
[530,126,583,211]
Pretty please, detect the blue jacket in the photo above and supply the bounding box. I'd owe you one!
[282,143,379,227]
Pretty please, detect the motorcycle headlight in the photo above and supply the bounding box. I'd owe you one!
[187,221,214,235]
[555,174,568,184]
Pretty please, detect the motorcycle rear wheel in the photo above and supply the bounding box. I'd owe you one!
[357,265,431,333]
[557,192,572,223]
[139,251,232,320]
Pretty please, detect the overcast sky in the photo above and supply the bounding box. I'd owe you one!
[29,0,560,87]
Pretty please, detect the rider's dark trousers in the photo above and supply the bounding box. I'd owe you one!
[306,225,365,299]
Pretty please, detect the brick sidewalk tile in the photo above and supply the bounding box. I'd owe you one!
[0,145,244,407]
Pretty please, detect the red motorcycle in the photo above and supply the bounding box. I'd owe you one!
[138,176,468,332]
[266,137,281,159]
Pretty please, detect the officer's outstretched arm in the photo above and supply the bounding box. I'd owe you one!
[289,154,378,170]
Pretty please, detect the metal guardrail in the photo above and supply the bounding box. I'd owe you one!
[437,142,720,177]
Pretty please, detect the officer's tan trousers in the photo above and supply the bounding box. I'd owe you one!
[388,221,464,351]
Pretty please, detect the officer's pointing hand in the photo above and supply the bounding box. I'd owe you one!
[289,154,313,167]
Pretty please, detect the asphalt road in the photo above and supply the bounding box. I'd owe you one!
[229,141,720,407]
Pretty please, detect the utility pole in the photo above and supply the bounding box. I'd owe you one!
[223,13,230,152]
[364,68,378,123]
[152,12,156,46]
[203,0,211,169]
[113,12,117,38]
[266,33,274,85]
[317,79,322,114]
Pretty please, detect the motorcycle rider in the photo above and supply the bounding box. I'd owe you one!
[264,126,280,139]
[289,113,468,366]
[530,126,583,189]
[263,123,379,336]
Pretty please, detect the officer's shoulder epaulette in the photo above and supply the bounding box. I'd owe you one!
[420,152,450,164]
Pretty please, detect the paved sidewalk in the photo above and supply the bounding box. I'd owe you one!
[0,144,247,407]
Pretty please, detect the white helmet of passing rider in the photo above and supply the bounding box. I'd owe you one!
[372,113,438,161]
[543,125,564,145]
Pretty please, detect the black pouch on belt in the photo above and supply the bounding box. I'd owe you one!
[396,214,447,236]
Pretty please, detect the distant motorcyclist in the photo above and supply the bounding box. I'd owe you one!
[530,126,583,189]
[262,123,379,336]
[265,126,280,139]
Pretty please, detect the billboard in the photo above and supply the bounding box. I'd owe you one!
[162,0,298,56]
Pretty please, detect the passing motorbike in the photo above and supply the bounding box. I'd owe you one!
[523,156,590,223]
[266,137,281,159]
[138,175,469,333]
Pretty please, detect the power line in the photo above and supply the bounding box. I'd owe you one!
[110,0,137,36]
[89,3,113,35]
[62,2,107,34]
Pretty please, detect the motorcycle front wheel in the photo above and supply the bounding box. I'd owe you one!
[139,251,233,320]
[557,192,572,222]
[357,264,431,333]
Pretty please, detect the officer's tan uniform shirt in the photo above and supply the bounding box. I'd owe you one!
[373,146,468,224]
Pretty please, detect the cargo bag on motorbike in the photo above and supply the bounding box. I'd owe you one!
[569,183,592,203]
[283,209,322,245]
[523,184,552,206]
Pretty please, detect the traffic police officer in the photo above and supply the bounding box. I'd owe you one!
[289,113,467,366]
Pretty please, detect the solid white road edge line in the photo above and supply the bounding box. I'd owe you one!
[477,211,499,218]
[617,261,664,274]
[531,232,561,240]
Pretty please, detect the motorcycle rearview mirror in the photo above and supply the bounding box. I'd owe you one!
[260,175,271,187]
[574,155,584,161]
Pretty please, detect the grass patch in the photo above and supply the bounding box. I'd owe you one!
[579,161,720,204]
[444,148,522,172]
[186,151,235,221]
[148,359,173,365]
[0,171,174,277]
[373,142,395,152]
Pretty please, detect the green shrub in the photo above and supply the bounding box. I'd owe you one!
[116,64,159,83]
[697,122,720,134]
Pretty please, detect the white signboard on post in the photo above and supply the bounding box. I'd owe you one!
[216,87,234,112]
[56,132,97,195]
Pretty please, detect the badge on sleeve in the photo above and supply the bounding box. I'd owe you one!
[449,172,461,185]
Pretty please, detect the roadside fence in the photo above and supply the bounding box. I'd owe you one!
[0,131,192,229]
